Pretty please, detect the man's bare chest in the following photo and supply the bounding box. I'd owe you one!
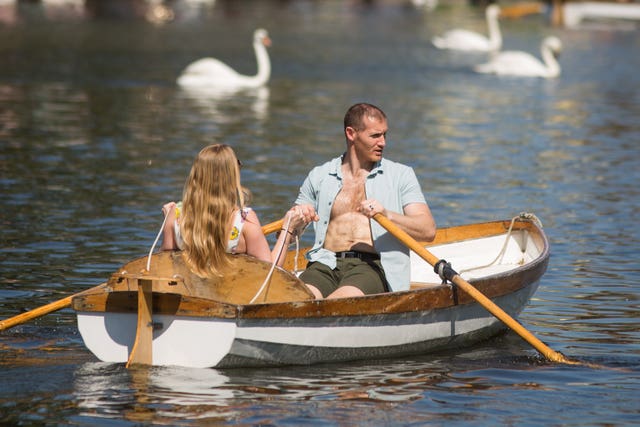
[331,181,366,218]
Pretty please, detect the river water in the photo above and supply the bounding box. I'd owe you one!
[1,0,638,425]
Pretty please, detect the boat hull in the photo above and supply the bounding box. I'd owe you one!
[76,281,537,368]
[73,217,549,368]
[221,283,538,367]
[77,312,237,368]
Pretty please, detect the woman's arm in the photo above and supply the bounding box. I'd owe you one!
[269,207,310,266]
[242,209,273,263]
[243,208,305,267]
[161,202,178,250]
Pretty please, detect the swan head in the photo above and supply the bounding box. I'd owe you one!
[254,28,271,48]
[487,4,501,17]
[543,36,563,55]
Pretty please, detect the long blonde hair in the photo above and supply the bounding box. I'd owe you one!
[180,144,244,277]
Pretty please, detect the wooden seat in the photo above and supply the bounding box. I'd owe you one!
[108,251,314,305]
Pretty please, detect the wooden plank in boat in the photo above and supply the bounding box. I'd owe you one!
[428,220,513,245]
[106,251,314,305]
[72,290,239,318]
[126,279,153,366]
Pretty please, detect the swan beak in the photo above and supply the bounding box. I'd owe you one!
[262,36,272,47]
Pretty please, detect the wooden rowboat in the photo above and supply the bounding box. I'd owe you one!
[72,216,549,368]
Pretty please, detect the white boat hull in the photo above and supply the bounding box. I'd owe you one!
[76,280,538,368]
[77,313,237,368]
[220,285,537,367]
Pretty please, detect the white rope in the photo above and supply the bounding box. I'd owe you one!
[292,221,311,275]
[518,211,543,228]
[146,210,170,272]
[459,212,539,274]
[293,235,301,275]
[249,214,294,304]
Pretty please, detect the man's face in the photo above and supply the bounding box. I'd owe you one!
[350,116,388,163]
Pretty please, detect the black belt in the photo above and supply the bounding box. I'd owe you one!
[334,251,380,261]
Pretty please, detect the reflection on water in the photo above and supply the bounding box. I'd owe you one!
[75,363,234,422]
[178,85,270,123]
[69,347,509,423]
[67,337,639,425]
[0,0,639,425]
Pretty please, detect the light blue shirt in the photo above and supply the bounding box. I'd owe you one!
[295,155,427,292]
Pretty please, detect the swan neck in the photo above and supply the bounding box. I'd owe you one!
[541,44,560,77]
[253,41,271,86]
[486,11,502,50]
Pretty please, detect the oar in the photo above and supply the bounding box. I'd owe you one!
[373,213,578,365]
[0,283,109,332]
[499,2,546,19]
[262,218,284,236]
[0,218,285,332]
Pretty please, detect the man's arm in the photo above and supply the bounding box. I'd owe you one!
[363,201,436,242]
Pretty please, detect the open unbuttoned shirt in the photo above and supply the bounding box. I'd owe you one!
[295,155,427,292]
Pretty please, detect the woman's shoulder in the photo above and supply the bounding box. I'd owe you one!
[238,208,263,241]
[237,206,253,220]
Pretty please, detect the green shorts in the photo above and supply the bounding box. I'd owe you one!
[299,257,388,298]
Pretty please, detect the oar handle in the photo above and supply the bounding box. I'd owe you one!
[373,214,438,264]
[372,213,577,365]
[262,218,284,235]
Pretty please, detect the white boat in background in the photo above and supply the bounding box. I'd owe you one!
[497,1,640,28]
[72,216,549,369]
[564,1,640,28]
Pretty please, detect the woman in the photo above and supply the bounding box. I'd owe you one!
[161,144,302,278]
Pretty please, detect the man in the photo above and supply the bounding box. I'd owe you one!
[293,103,436,299]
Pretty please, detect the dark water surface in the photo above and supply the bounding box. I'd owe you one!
[1,0,639,425]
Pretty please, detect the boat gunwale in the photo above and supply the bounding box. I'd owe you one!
[72,218,548,321]
[239,218,549,318]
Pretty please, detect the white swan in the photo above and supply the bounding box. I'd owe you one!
[474,36,563,78]
[411,0,438,11]
[432,5,502,52]
[177,28,271,88]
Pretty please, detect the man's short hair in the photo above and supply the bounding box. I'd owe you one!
[344,103,387,131]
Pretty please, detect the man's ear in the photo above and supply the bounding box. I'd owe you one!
[345,126,357,142]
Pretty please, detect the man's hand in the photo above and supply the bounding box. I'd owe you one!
[360,199,384,218]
